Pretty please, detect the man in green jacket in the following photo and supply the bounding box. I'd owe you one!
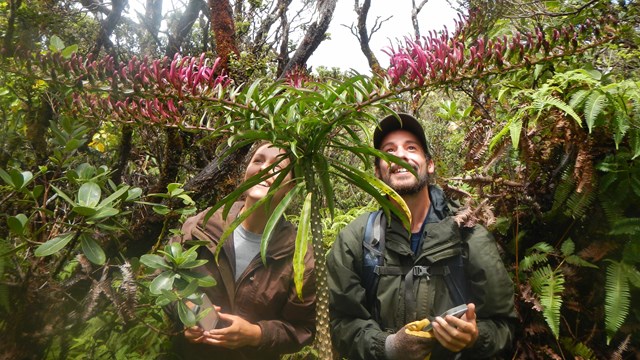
[327,113,516,360]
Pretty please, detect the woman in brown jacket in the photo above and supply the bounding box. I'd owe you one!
[169,142,316,360]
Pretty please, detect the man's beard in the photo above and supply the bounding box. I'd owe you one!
[382,167,431,196]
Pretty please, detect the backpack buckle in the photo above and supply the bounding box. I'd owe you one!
[413,266,431,277]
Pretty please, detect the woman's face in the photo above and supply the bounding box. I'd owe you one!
[244,143,293,204]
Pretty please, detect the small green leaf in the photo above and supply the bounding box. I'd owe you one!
[126,187,143,201]
[560,239,575,256]
[509,120,522,149]
[168,242,183,259]
[152,206,171,215]
[35,232,75,257]
[80,234,106,265]
[88,207,119,221]
[167,183,184,196]
[61,44,78,59]
[149,271,176,294]
[140,254,171,270]
[32,185,44,199]
[177,300,196,327]
[78,182,101,207]
[72,205,98,216]
[49,35,65,52]
[7,214,28,235]
[179,259,208,269]
[0,168,12,186]
[177,279,200,297]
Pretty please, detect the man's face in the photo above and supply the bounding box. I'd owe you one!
[375,129,434,195]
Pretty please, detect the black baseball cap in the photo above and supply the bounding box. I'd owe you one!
[373,113,430,157]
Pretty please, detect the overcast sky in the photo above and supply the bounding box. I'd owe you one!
[307,0,459,73]
[127,0,458,74]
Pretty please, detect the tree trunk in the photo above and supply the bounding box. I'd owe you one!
[1,0,22,57]
[411,0,430,39]
[304,167,334,360]
[90,0,127,57]
[355,0,383,74]
[140,0,163,57]
[166,0,206,58]
[209,0,239,69]
[279,0,337,78]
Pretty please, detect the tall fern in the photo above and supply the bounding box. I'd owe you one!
[583,90,608,132]
[604,261,631,344]
[530,265,565,338]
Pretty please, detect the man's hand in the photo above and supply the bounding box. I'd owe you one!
[199,311,262,349]
[385,321,435,360]
[431,303,479,353]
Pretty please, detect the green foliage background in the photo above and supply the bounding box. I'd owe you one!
[1,1,639,359]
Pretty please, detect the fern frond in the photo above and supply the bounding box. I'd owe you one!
[552,169,575,212]
[622,260,640,288]
[584,90,608,132]
[537,265,565,338]
[568,89,590,109]
[560,239,574,256]
[606,92,630,148]
[599,194,625,225]
[560,337,596,360]
[533,95,582,125]
[520,253,548,272]
[564,186,595,219]
[565,255,598,268]
[609,217,640,236]
[529,241,555,254]
[604,260,631,344]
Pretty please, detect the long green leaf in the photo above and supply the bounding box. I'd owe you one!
[98,185,130,208]
[331,161,411,230]
[330,163,409,231]
[294,192,312,299]
[80,234,106,265]
[214,191,274,262]
[35,232,74,257]
[260,183,303,264]
[315,155,335,219]
[50,185,76,205]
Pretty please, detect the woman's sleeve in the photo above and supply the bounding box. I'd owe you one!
[255,244,317,354]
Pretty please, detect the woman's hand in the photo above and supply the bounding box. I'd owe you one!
[184,326,206,343]
[199,311,262,349]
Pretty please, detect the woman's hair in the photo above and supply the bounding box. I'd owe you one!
[243,141,294,180]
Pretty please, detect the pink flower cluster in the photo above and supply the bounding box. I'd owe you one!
[385,14,618,86]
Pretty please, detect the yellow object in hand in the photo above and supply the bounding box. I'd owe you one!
[404,318,434,338]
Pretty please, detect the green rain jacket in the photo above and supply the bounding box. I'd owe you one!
[327,186,516,360]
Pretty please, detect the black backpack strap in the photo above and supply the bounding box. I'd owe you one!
[362,210,385,321]
[441,254,468,306]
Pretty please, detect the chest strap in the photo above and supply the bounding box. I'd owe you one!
[374,264,451,322]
